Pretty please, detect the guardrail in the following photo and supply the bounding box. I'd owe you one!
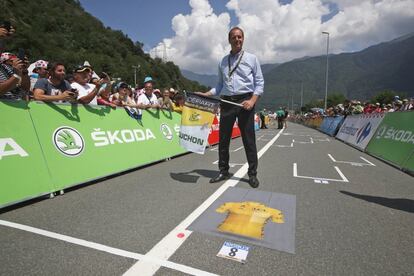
[296,112,414,175]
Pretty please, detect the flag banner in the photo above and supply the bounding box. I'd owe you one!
[179,93,220,154]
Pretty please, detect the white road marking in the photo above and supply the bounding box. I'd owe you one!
[328,154,376,167]
[0,220,217,276]
[212,160,244,167]
[314,138,330,142]
[234,146,244,152]
[210,146,244,153]
[276,140,294,148]
[124,129,285,276]
[297,137,314,144]
[293,163,349,183]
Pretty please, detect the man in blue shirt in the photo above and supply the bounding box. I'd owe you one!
[201,27,264,188]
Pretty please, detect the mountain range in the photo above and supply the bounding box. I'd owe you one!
[182,33,414,109]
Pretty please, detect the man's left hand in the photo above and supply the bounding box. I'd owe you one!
[241,98,256,110]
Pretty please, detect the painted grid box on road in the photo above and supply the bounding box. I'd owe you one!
[0,101,54,208]
[336,113,385,151]
[366,111,414,172]
[29,102,186,191]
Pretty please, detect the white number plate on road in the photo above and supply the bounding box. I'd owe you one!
[217,241,250,263]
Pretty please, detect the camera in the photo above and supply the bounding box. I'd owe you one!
[1,21,11,32]
[17,48,25,60]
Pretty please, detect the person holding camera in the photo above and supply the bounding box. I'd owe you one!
[33,62,74,103]
[0,52,30,100]
[71,65,110,105]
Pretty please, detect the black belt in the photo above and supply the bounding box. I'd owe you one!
[221,92,252,102]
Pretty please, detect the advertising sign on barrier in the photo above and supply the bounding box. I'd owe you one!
[29,102,186,191]
[336,113,385,150]
[0,101,54,208]
[208,116,242,146]
[319,116,344,136]
[366,111,414,172]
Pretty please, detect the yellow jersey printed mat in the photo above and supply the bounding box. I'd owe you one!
[188,187,296,254]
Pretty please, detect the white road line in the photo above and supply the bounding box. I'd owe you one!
[293,163,349,183]
[234,146,244,152]
[124,128,285,276]
[360,157,375,166]
[328,154,376,167]
[212,160,244,167]
[0,220,217,276]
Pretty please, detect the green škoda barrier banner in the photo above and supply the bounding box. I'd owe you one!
[0,101,54,207]
[366,111,414,173]
[1,101,186,208]
[29,102,186,191]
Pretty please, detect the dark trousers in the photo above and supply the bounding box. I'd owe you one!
[277,118,283,129]
[219,94,258,177]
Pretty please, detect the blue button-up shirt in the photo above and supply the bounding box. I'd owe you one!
[211,50,264,97]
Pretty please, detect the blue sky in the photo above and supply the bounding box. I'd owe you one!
[79,0,414,74]
[79,0,238,51]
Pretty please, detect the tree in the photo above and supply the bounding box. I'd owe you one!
[327,93,347,108]
[371,90,397,105]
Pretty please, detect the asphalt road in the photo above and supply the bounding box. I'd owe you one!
[1,123,413,276]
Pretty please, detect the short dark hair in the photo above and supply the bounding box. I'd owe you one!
[228,27,244,41]
[47,62,65,73]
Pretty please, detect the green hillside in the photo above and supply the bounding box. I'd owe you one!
[261,33,414,109]
[1,0,207,91]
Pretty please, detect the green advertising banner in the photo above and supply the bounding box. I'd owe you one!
[29,102,186,191]
[366,111,414,172]
[0,101,54,208]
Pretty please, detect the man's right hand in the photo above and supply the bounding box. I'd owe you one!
[195,91,213,97]
[11,58,25,75]
[61,91,76,101]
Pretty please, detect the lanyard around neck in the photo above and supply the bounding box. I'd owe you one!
[228,50,244,78]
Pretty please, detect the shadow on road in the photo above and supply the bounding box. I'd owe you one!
[340,190,414,213]
[170,169,218,183]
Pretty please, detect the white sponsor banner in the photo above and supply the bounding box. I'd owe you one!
[336,113,385,150]
[179,125,209,154]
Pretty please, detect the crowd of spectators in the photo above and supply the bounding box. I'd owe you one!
[324,98,413,117]
[0,22,185,116]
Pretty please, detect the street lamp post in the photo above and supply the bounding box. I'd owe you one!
[300,82,303,114]
[322,31,330,111]
[132,65,140,87]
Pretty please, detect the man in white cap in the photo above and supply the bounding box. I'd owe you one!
[30,60,48,92]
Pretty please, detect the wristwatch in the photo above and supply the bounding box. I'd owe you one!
[12,73,22,83]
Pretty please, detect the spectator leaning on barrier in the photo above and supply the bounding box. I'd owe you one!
[29,59,48,92]
[169,87,177,101]
[137,76,160,109]
[33,62,74,102]
[112,82,138,107]
[71,64,107,105]
[158,88,173,110]
[172,93,184,113]
[97,84,117,108]
[0,52,30,100]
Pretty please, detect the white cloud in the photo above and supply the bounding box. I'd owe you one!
[152,0,414,74]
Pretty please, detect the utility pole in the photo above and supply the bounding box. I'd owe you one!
[300,82,303,114]
[322,31,330,111]
[132,65,140,88]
